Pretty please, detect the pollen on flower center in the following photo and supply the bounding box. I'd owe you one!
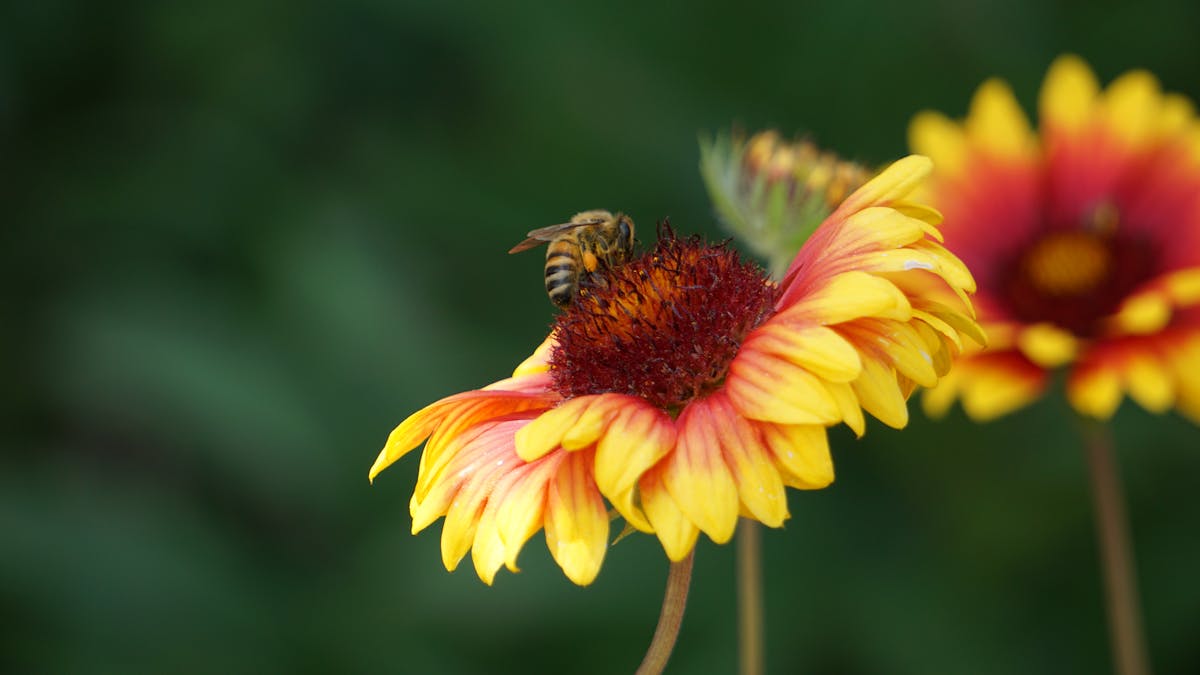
[1022,231,1111,296]
[549,227,778,411]
[1000,220,1159,336]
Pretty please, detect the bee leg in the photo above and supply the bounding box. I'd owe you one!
[582,251,600,273]
[580,271,609,290]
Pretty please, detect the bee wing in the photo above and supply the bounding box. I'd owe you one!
[507,237,550,254]
[507,218,606,254]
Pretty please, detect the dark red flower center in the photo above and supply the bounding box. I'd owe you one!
[549,227,778,411]
[998,206,1159,336]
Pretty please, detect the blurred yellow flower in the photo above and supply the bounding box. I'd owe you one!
[910,55,1200,422]
[370,156,981,585]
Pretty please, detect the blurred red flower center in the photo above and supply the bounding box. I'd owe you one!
[550,230,778,411]
[1022,230,1111,296]
[1000,210,1158,336]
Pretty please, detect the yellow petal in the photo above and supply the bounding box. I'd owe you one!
[495,457,561,572]
[376,389,550,485]
[1039,54,1100,133]
[1165,268,1200,305]
[1111,292,1171,335]
[835,206,929,252]
[710,395,789,528]
[966,79,1036,159]
[1068,363,1122,419]
[562,396,624,450]
[512,334,557,376]
[470,488,509,585]
[912,314,959,374]
[411,421,518,532]
[514,402,582,462]
[1125,354,1174,413]
[1102,70,1162,149]
[726,348,842,425]
[824,381,865,437]
[908,239,978,294]
[743,322,862,383]
[514,395,619,461]
[839,155,932,213]
[889,322,943,388]
[640,466,700,561]
[911,309,961,350]
[369,396,458,482]
[410,486,454,536]
[543,452,608,586]
[1159,94,1195,136]
[1017,323,1079,367]
[921,368,962,418]
[607,486,653,533]
[759,423,834,489]
[481,372,555,393]
[845,251,975,317]
[594,403,675,511]
[1169,337,1200,423]
[890,201,946,230]
[909,111,968,177]
[928,305,987,347]
[850,357,910,429]
[782,271,912,325]
[438,471,497,572]
[960,357,1046,421]
[415,414,526,502]
[840,320,940,388]
[663,399,740,544]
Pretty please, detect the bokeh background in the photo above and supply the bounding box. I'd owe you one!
[4,1,1199,673]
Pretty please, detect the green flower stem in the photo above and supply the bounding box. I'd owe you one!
[737,519,764,675]
[1081,421,1152,675]
[731,254,790,675]
[636,550,696,675]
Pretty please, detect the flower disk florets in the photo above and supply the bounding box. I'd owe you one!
[1001,226,1158,337]
[550,227,778,412]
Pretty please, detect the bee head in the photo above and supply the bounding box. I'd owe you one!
[615,213,636,261]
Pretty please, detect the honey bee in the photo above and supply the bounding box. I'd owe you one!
[508,210,636,307]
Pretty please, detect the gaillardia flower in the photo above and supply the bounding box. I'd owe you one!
[370,156,981,585]
[910,55,1200,421]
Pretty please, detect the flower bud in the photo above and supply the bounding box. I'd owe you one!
[701,130,872,275]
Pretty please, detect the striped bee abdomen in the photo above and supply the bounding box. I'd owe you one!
[544,238,582,308]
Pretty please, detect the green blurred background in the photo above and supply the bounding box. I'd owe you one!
[3,1,1199,673]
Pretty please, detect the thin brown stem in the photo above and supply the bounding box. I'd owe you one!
[1081,421,1152,675]
[636,550,696,675]
[737,519,764,675]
